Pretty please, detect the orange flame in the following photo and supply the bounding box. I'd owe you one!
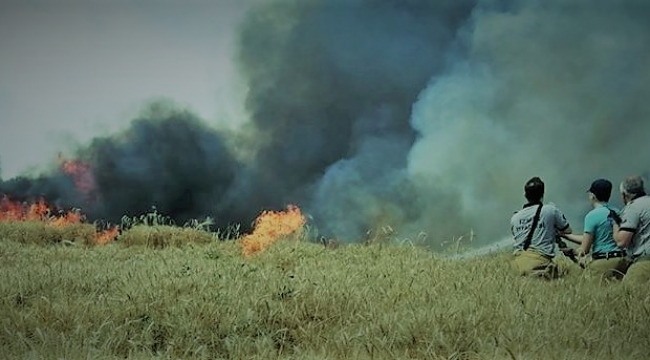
[49,210,84,228]
[96,226,120,246]
[1,196,49,221]
[241,205,306,256]
[0,195,118,245]
[57,153,96,199]
[28,200,50,220]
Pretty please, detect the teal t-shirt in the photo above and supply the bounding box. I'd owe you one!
[584,203,620,254]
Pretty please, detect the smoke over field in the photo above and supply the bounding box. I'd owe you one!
[2,0,649,246]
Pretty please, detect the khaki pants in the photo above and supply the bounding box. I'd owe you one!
[512,250,558,279]
[623,258,650,284]
[587,257,630,280]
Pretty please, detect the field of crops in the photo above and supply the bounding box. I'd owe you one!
[1,219,650,360]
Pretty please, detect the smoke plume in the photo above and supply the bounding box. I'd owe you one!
[2,0,649,248]
[232,0,477,241]
[84,104,239,226]
[408,0,650,244]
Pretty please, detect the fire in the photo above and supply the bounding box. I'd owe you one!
[96,226,120,246]
[49,210,84,227]
[1,197,49,221]
[0,195,118,245]
[57,153,96,199]
[241,205,306,256]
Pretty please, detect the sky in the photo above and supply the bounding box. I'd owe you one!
[0,0,255,178]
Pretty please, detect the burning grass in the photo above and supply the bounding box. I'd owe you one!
[0,196,119,246]
[0,197,306,251]
[241,205,306,257]
[1,236,649,359]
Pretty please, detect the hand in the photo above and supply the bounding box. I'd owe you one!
[559,247,579,264]
[560,247,575,256]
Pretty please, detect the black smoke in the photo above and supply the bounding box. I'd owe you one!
[228,0,478,240]
[3,0,648,248]
[1,0,478,240]
[0,172,81,209]
[83,105,239,227]
[1,104,239,228]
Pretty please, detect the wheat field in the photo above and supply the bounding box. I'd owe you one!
[1,223,649,359]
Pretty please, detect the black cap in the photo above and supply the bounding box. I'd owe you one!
[588,179,612,202]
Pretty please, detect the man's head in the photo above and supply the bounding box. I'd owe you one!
[588,178,612,203]
[524,176,544,203]
[619,176,647,204]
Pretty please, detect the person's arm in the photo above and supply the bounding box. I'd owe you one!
[611,207,637,249]
[578,232,594,255]
[613,223,635,248]
[562,233,585,245]
[565,213,596,254]
[559,225,573,235]
[555,209,572,235]
[561,232,592,256]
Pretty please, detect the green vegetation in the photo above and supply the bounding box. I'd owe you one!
[1,221,649,359]
[119,225,215,248]
[0,221,96,246]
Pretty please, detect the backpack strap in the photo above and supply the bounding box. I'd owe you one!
[523,204,543,251]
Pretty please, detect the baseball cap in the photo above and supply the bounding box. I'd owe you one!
[588,179,612,202]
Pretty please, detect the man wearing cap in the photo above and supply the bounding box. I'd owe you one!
[611,175,650,283]
[561,179,628,280]
[510,177,573,278]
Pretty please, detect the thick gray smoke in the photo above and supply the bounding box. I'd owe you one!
[408,0,650,244]
[0,103,239,228]
[233,0,477,241]
[2,0,648,248]
[84,104,238,226]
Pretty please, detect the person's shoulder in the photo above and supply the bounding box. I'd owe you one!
[638,195,650,206]
[622,196,650,216]
[608,204,621,212]
[627,196,650,210]
[543,202,562,212]
[539,203,564,221]
[591,205,612,214]
[584,207,597,218]
[585,206,605,221]
[604,206,620,217]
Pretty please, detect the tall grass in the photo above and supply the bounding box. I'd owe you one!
[0,227,649,359]
[0,221,97,246]
[119,225,215,248]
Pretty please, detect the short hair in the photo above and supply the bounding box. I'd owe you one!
[524,177,545,203]
[620,176,646,197]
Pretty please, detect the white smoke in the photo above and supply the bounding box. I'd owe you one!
[407,0,650,246]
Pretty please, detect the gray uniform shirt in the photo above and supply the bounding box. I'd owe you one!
[619,195,650,258]
[510,203,570,257]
